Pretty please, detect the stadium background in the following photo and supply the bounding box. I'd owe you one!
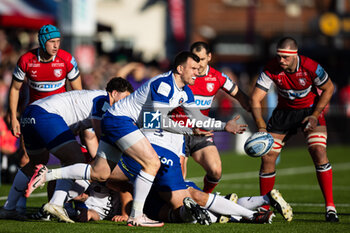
[1,0,349,169]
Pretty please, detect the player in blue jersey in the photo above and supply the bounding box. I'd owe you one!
[108,128,293,224]
[0,77,133,222]
[25,51,248,227]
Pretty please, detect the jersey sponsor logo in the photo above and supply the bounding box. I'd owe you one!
[159,156,173,167]
[102,101,110,112]
[51,63,65,67]
[279,86,312,100]
[20,117,36,126]
[195,99,212,106]
[296,72,308,77]
[28,79,65,92]
[54,69,63,77]
[31,70,37,78]
[299,78,306,86]
[194,96,213,107]
[316,64,325,78]
[206,83,214,92]
[143,110,161,129]
[157,82,171,97]
[205,77,216,81]
[28,63,40,67]
[71,57,78,68]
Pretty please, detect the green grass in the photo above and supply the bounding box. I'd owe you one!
[1,145,350,232]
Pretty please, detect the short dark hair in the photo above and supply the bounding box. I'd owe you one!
[277,37,298,50]
[106,77,134,93]
[172,51,200,74]
[190,41,211,54]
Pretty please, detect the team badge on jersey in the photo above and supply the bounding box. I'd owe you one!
[144,110,161,129]
[54,69,63,78]
[299,78,306,86]
[207,83,214,92]
[179,97,184,104]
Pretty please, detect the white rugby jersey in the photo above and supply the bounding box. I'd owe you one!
[32,90,110,131]
[107,71,195,127]
[84,183,121,220]
[142,129,184,157]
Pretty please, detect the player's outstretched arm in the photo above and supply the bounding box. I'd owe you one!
[250,87,268,132]
[230,86,252,112]
[224,115,248,134]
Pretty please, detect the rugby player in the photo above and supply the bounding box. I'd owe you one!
[251,37,338,222]
[2,24,82,219]
[0,78,132,222]
[25,51,248,227]
[172,42,251,193]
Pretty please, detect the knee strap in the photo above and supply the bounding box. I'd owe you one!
[307,133,327,148]
[271,138,284,153]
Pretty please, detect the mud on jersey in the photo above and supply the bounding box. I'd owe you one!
[256,55,329,109]
[13,48,80,103]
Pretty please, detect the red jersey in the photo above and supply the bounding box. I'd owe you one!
[171,66,236,121]
[12,48,80,103]
[257,55,329,109]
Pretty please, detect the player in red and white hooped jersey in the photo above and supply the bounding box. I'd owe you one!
[251,37,338,222]
[8,24,82,139]
[171,42,251,193]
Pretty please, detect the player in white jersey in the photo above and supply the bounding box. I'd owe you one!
[0,78,133,222]
[25,51,248,227]
[111,129,293,224]
[63,182,122,222]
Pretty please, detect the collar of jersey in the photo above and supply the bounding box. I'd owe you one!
[37,48,57,63]
[197,65,210,78]
[284,55,300,74]
[172,73,183,91]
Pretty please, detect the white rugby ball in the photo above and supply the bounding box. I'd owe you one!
[244,132,274,157]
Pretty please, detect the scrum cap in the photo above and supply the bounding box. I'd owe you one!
[38,25,60,52]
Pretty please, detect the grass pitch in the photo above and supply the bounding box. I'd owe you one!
[1,145,349,233]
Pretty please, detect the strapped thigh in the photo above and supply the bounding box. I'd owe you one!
[307,132,327,148]
[271,138,285,153]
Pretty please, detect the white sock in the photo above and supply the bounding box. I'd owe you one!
[207,210,218,223]
[49,179,74,206]
[237,196,269,210]
[46,164,91,181]
[4,169,29,210]
[205,194,255,219]
[130,170,155,218]
[67,180,90,201]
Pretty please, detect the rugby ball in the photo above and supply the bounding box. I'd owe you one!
[244,132,274,157]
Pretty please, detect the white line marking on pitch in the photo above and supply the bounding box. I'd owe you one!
[188,162,350,182]
[1,162,349,201]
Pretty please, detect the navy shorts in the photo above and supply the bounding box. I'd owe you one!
[21,105,75,152]
[117,144,187,192]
